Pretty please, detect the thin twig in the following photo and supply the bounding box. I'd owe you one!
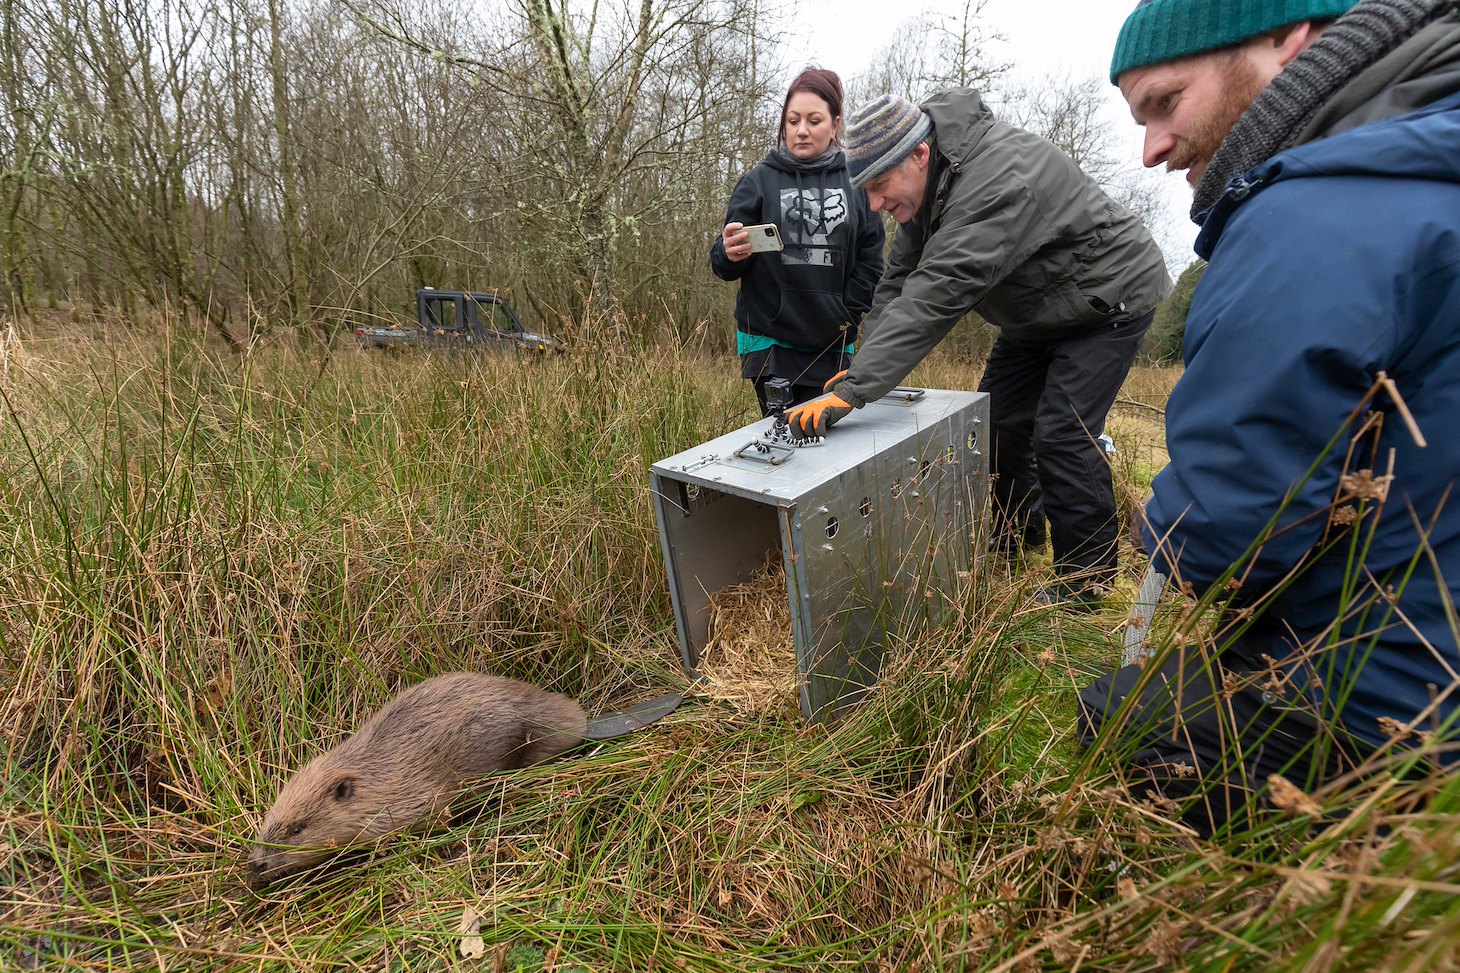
[1114,397,1166,418]
[1377,371,1427,448]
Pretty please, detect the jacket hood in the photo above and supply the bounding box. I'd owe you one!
[762,146,847,174]
[1197,89,1460,258]
[918,88,995,166]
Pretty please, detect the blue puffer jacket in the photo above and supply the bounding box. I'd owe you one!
[1145,90,1460,755]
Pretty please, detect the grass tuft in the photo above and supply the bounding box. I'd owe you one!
[2,325,1455,970]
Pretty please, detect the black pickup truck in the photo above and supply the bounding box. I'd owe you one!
[354,289,559,353]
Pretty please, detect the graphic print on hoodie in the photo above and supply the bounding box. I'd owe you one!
[781,186,848,267]
[710,147,885,362]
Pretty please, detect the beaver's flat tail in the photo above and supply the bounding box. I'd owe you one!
[582,692,685,740]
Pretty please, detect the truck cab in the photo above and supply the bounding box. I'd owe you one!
[354,289,558,353]
[414,289,556,353]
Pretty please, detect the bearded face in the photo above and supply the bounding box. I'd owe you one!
[1168,52,1270,185]
[1120,46,1275,188]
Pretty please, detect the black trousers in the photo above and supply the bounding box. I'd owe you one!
[1078,643,1366,838]
[978,312,1152,581]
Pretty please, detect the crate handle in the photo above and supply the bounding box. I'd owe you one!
[732,439,797,466]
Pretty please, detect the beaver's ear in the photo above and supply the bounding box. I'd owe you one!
[333,777,356,801]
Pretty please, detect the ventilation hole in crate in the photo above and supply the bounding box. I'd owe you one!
[891,477,903,499]
[946,445,957,464]
[860,497,872,517]
[825,516,839,539]
[920,461,932,481]
[967,431,978,450]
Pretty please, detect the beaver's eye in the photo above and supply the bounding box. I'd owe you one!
[289,823,306,837]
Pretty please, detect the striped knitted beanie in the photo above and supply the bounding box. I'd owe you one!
[1110,0,1360,83]
[845,95,933,188]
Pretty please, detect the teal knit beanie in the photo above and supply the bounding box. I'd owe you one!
[1110,0,1360,83]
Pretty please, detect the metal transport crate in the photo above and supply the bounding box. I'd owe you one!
[650,388,990,721]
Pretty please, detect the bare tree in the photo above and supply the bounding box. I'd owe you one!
[16,0,241,342]
[265,0,310,335]
[999,74,1119,181]
[343,0,778,335]
[849,0,1007,105]
[0,0,787,344]
[0,0,49,312]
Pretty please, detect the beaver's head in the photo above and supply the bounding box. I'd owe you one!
[248,752,369,886]
[248,748,439,887]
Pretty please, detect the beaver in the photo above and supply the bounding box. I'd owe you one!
[248,672,586,886]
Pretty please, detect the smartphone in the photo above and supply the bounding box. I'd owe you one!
[743,223,784,253]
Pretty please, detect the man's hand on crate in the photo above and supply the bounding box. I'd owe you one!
[785,392,853,441]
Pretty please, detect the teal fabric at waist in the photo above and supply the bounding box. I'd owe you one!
[737,332,854,356]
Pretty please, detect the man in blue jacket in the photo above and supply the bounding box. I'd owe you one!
[1082,0,1460,835]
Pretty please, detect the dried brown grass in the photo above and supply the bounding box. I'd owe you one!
[697,555,801,720]
[7,330,1460,972]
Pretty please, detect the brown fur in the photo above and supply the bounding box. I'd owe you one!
[248,672,586,885]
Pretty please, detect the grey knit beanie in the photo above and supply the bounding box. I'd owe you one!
[845,95,933,188]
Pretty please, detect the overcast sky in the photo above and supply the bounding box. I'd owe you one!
[781,0,1202,269]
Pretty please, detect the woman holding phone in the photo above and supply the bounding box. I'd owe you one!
[710,67,885,416]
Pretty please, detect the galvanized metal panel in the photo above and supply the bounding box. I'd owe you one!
[651,388,989,721]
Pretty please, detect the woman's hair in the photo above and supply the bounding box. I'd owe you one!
[778,67,844,146]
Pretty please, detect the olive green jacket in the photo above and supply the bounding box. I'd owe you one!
[836,88,1172,408]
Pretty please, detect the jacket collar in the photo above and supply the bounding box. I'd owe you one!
[1196,88,1460,258]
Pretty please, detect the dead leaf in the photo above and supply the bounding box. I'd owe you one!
[1338,470,1393,502]
[194,669,233,718]
[1282,870,1333,906]
[1267,774,1323,817]
[1142,918,1186,964]
[458,906,485,960]
[1377,716,1418,742]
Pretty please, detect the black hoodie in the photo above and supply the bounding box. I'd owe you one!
[710,148,885,365]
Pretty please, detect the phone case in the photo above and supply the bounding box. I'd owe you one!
[745,223,784,253]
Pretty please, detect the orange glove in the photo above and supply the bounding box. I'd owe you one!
[785,392,853,441]
[821,369,848,393]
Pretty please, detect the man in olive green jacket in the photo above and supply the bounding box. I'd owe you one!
[786,88,1172,605]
